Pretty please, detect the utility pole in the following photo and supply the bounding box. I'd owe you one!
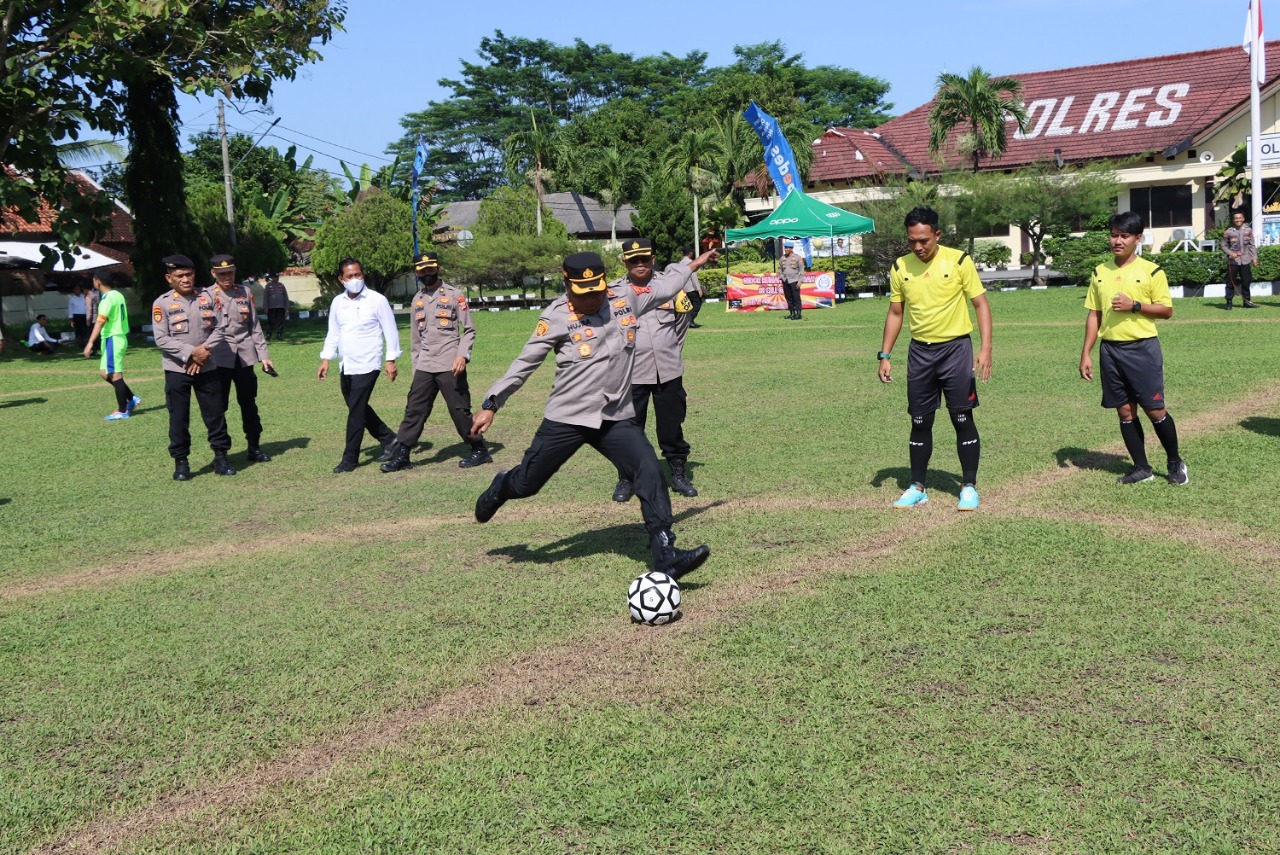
[218,98,237,245]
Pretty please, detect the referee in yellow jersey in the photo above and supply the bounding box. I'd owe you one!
[878,206,993,511]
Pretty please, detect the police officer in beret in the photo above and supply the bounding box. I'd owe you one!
[381,251,490,472]
[470,248,721,581]
[207,254,275,464]
[780,240,807,319]
[151,254,235,480]
[608,238,698,503]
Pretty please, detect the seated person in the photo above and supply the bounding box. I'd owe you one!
[27,315,61,355]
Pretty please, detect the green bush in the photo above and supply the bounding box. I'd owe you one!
[974,240,1012,268]
[1147,251,1226,286]
[1256,245,1280,280]
[1043,231,1109,284]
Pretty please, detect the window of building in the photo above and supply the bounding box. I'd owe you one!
[974,222,1010,237]
[1130,185,1192,228]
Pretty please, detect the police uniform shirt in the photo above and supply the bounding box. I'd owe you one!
[1223,226,1257,265]
[685,267,703,296]
[779,253,805,284]
[152,289,225,372]
[409,281,475,373]
[1085,256,1171,342]
[889,245,985,344]
[206,284,269,368]
[483,260,696,428]
[263,280,289,310]
[622,268,694,385]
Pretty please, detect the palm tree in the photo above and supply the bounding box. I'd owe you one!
[928,66,1028,173]
[591,147,645,246]
[502,110,567,236]
[661,128,723,250]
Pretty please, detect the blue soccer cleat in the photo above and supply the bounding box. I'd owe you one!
[957,484,980,511]
[126,395,141,413]
[892,484,928,508]
[104,410,130,421]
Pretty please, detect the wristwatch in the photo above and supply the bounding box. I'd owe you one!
[877,351,892,360]
[482,396,498,412]
[1130,301,1142,314]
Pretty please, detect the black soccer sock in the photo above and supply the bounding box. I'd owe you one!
[950,409,980,486]
[1119,419,1150,470]
[909,411,935,486]
[120,380,135,400]
[111,378,130,412]
[1151,413,1181,464]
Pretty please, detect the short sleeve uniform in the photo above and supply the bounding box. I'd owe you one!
[1086,256,1172,409]
[97,290,130,373]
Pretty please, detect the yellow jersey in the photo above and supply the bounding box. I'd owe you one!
[889,246,986,343]
[1085,256,1171,341]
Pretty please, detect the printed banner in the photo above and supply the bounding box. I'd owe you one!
[725,271,836,312]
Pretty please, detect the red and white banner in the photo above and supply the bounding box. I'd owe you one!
[724,271,836,312]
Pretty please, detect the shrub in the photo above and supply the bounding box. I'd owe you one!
[974,240,1012,268]
[1147,251,1226,287]
[1043,231,1109,284]
[1256,245,1280,280]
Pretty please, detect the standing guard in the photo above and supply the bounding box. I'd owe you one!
[207,254,275,464]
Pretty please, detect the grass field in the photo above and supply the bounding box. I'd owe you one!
[2,289,1279,853]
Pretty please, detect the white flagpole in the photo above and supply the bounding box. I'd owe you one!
[1250,0,1265,234]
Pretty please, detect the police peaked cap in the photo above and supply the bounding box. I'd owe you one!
[620,238,654,260]
[209,254,236,269]
[414,251,440,271]
[162,254,195,270]
[563,251,608,294]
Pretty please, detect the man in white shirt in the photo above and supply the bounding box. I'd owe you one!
[27,314,61,355]
[317,258,402,472]
[67,284,89,345]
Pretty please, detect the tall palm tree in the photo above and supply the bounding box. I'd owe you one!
[502,110,567,236]
[661,128,723,250]
[928,66,1028,173]
[591,146,645,246]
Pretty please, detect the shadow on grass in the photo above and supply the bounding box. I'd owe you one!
[0,397,47,409]
[871,466,963,495]
[1055,446,1130,474]
[485,502,724,576]
[1241,416,1280,437]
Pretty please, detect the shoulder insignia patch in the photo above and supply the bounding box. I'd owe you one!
[535,320,550,337]
[152,307,163,323]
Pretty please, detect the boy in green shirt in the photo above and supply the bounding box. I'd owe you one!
[83,271,140,421]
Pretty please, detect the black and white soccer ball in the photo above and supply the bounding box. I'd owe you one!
[627,571,682,625]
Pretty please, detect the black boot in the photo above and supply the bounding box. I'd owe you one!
[1226,299,1234,310]
[1243,299,1259,308]
[475,470,509,523]
[377,438,402,462]
[246,445,271,463]
[612,478,634,502]
[650,529,709,581]
[458,445,493,468]
[380,444,413,472]
[668,459,698,497]
[173,457,191,482]
[213,451,237,476]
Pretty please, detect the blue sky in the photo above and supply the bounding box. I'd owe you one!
[176,0,1257,186]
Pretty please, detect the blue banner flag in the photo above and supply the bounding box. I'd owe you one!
[743,101,811,263]
[411,134,429,255]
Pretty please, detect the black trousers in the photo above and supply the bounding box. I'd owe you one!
[688,291,705,323]
[216,361,263,446]
[1227,264,1253,300]
[782,281,802,313]
[502,418,673,537]
[631,376,690,461]
[339,370,393,463]
[165,370,230,459]
[71,314,88,344]
[395,368,479,447]
[267,308,287,340]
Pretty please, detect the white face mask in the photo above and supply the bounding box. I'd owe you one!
[343,278,365,294]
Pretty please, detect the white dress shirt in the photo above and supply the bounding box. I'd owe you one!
[67,293,87,316]
[319,287,402,374]
[29,322,58,345]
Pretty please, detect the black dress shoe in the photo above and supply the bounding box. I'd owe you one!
[458,447,493,468]
[1243,300,1259,308]
[173,458,191,481]
[213,452,237,476]
[379,448,412,473]
[612,478,634,502]
[376,439,401,462]
[475,470,508,522]
[246,447,271,463]
[332,460,357,473]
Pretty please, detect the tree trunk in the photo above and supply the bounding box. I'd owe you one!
[124,65,206,297]
[1030,230,1044,286]
[692,192,700,254]
[533,164,544,237]
[610,207,617,246]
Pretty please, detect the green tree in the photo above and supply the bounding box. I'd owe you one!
[853,181,956,290]
[661,128,723,251]
[188,183,289,278]
[310,190,414,294]
[443,233,574,291]
[474,186,568,239]
[502,111,571,236]
[633,173,695,264]
[588,147,646,245]
[928,66,1028,173]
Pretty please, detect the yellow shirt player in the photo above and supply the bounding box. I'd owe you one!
[1080,211,1187,486]
[878,206,993,512]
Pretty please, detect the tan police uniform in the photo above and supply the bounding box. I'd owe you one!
[779,251,806,317]
[207,282,271,453]
[151,288,231,461]
[263,277,289,339]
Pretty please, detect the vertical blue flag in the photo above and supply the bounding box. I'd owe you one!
[411,134,429,256]
[743,101,812,263]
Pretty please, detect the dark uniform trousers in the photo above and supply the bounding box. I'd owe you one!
[501,418,674,537]
[217,359,263,446]
[165,370,230,459]
[339,370,394,463]
[1228,263,1253,300]
[71,314,88,344]
[267,308,287,340]
[782,281,802,314]
[631,378,691,461]
[395,369,476,447]
[687,291,705,324]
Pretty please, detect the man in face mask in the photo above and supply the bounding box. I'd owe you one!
[380,251,490,472]
[317,258,401,472]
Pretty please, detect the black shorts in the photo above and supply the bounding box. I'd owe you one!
[1099,337,1165,410]
[906,336,978,415]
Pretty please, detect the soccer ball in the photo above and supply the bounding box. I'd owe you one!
[627,571,682,625]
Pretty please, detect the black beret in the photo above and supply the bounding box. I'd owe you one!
[162,254,195,270]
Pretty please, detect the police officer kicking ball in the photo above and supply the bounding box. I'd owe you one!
[470,249,720,580]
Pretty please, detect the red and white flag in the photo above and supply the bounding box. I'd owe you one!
[1245,0,1266,84]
